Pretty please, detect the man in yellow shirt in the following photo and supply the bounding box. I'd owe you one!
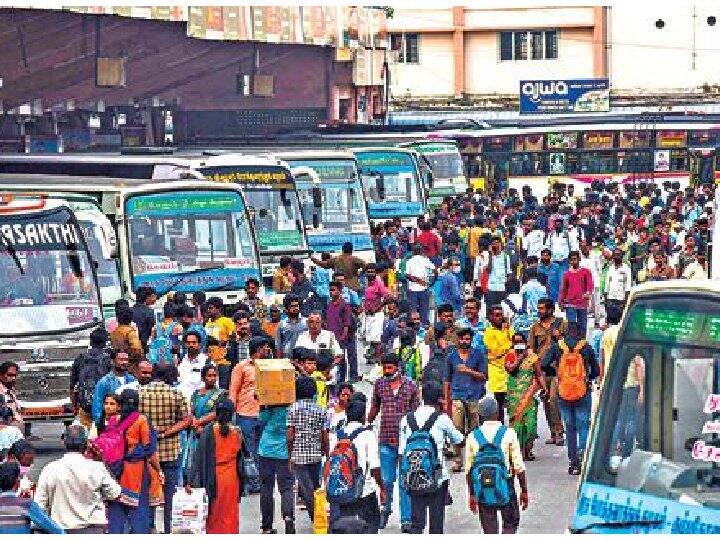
[204,296,235,345]
[483,305,514,424]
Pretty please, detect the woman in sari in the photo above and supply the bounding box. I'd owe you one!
[107,389,164,534]
[505,333,546,461]
[187,398,243,534]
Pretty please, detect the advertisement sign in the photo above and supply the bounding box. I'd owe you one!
[582,131,613,149]
[656,130,687,148]
[547,132,578,149]
[519,79,610,114]
[654,150,670,172]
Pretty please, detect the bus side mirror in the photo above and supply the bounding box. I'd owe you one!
[312,187,322,208]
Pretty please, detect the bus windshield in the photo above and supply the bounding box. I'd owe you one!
[200,166,307,254]
[581,294,720,521]
[412,144,465,180]
[289,159,370,232]
[0,207,101,336]
[126,190,258,294]
[356,151,421,204]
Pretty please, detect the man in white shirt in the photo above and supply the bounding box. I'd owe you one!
[405,243,438,327]
[398,380,464,534]
[177,330,212,401]
[604,249,632,316]
[545,220,572,273]
[295,311,344,384]
[521,219,545,260]
[465,395,528,534]
[330,394,386,533]
[34,425,121,533]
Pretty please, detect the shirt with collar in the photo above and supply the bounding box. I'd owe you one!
[398,405,463,483]
[34,452,120,531]
[177,353,211,401]
[0,382,23,429]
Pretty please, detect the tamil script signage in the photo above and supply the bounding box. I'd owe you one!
[519,79,610,114]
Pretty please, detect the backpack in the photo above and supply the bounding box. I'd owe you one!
[469,425,512,508]
[75,354,110,413]
[88,411,139,478]
[503,296,534,338]
[399,410,442,494]
[323,426,370,504]
[557,339,589,402]
[148,321,179,365]
[422,347,448,385]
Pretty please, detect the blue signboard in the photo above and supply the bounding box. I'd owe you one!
[519,79,610,114]
[367,201,424,219]
[133,267,259,294]
[307,233,374,254]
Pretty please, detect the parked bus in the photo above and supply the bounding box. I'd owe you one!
[278,151,374,262]
[0,194,103,423]
[570,280,720,533]
[435,122,720,197]
[400,140,468,208]
[0,175,262,311]
[0,153,308,291]
[353,147,427,226]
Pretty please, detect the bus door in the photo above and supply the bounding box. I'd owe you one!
[689,149,715,187]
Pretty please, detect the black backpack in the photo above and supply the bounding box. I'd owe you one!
[76,354,111,413]
[422,346,448,385]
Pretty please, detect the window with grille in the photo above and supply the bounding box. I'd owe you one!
[390,32,420,64]
[499,30,558,61]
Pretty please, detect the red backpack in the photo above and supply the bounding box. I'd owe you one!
[323,427,369,504]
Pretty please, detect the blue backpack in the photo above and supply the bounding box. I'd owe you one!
[504,295,535,338]
[400,410,442,494]
[323,426,369,504]
[469,425,512,507]
[148,322,179,365]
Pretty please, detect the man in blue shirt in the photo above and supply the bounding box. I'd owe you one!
[519,267,547,318]
[443,327,487,473]
[0,461,64,534]
[457,297,487,351]
[91,350,137,423]
[538,248,562,303]
[436,257,464,315]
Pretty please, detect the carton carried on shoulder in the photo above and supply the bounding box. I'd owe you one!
[254,358,296,406]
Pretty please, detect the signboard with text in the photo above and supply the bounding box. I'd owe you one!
[519,79,610,114]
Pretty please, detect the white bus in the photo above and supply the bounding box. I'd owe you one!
[0,195,103,423]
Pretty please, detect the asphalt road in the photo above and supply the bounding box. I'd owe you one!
[28,361,578,534]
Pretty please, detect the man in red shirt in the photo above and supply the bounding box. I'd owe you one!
[416,221,442,267]
[559,250,594,337]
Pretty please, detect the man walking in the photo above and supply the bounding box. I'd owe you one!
[276,294,308,358]
[91,351,136,424]
[70,327,111,430]
[0,361,24,430]
[404,243,437,327]
[559,251,594,337]
[367,353,419,531]
[325,281,357,383]
[604,249,632,317]
[139,364,191,533]
[483,305,513,424]
[34,425,121,533]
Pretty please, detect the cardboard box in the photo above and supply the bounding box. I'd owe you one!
[255,358,296,406]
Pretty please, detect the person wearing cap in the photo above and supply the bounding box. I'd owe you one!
[367,352,419,531]
[465,395,528,534]
[33,424,120,533]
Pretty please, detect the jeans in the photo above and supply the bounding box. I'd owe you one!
[611,386,641,458]
[334,493,382,534]
[236,415,261,493]
[564,307,588,337]
[409,480,448,533]
[293,462,321,522]
[407,289,431,326]
[346,333,359,379]
[558,392,592,464]
[259,456,295,530]
[541,376,564,438]
[379,444,411,525]
[159,460,180,533]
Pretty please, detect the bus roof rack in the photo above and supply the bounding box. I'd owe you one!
[120,146,176,156]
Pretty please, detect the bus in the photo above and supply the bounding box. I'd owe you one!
[0,152,308,292]
[570,280,720,533]
[278,151,374,262]
[400,140,468,209]
[435,121,720,197]
[353,147,427,226]
[0,195,103,423]
[0,175,262,312]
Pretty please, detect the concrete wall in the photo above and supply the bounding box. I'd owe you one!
[389,33,454,98]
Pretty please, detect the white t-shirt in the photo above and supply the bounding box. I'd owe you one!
[295,329,342,357]
[333,421,380,498]
[405,255,436,292]
[522,229,545,259]
[177,353,211,401]
[605,264,632,302]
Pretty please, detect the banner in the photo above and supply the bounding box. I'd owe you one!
[519,79,610,114]
[0,208,82,250]
[654,150,670,172]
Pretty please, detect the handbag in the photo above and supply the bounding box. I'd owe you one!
[237,442,259,496]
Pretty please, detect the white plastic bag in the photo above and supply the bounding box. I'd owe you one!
[171,487,208,534]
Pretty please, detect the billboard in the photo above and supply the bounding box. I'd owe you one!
[519,79,610,114]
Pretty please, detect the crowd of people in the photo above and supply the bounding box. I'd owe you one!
[0,177,714,534]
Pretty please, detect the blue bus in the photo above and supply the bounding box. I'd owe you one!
[280,151,375,262]
[353,147,427,226]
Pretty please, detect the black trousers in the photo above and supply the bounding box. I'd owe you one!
[294,462,321,521]
[409,480,449,534]
[335,492,382,534]
[478,486,521,534]
[259,456,295,530]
